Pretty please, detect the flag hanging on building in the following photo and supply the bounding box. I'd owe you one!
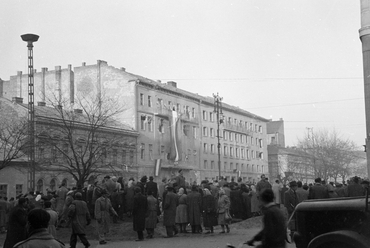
[154,159,162,177]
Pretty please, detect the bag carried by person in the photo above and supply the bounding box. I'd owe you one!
[224,209,232,221]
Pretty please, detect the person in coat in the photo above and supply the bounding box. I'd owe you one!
[296,181,309,203]
[0,196,7,233]
[133,187,148,241]
[187,185,202,233]
[56,182,68,215]
[44,201,58,238]
[240,184,252,220]
[175,187,188,233]
[250,185,259,216]
[3,197,28,248]
[272,180,283,205]
[308,178,329,199]
[13,208,65,248]
[94,189,117,245]
[217,188,231,233]
[59,190,74,227]
[146,176,158,198]
[68,192,91,248]
[145,190,159,238]
[246,189,286,248]
[202,188,217,234]
[284,181,299,236]
[163,185,179,238]
[125,178,135,217]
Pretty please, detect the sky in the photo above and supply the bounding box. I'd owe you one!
[0,0,365,147]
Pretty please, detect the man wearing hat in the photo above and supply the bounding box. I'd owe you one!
[308,177,329,199]
[94,189,118,245]
[284,181,298,238]
[146,176,158,198]
[162,184,179,238]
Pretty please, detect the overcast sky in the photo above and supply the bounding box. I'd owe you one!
[0,0,365,147]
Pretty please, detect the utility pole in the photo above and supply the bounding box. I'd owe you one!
[213,93,223,179]
[360,1,370,178]
[21,33,39,192]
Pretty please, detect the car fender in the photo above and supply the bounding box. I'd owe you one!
[308,230,370,248]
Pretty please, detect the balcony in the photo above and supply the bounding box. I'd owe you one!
[223,122,251,134]
[181,111,199,124]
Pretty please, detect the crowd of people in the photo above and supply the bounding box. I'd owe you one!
[1,171,369,248]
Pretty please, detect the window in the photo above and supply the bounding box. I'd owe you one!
[252,164,255,172]
[239,120,243,127]
[235,133,239,142]
[149,144,153,160]
[140,115,146,130]
[140,143,145,159]
[49,179,56,191]
[223,131,228,140]
[229,132,233,141]
[203,143,208,153]
[251,137,254,145]
[224,162,227,170]
[257,165,260,173]
[230,162,234,170]
[241,135,245,143]
[250,123,253,131]
[51,147,57,162]
[161,146,165,159]
[38,147,45,160]
[191,107,195,118]
[148,96,152,107]
[228,117,232,124]
[234,118,237,125]
[211,161,215,169]
[159,118,164,133]
[16,184,23,196]
[203,110,207,121]
[255,124,258,132]
[236,163,239,171]
[259,152,264,160]
[211,144,215,153]
[210,128,214,137]
[259,139,263,148]
[259,125,262,133]
[247,149,250,159]
[158,98,163,107]
[192,126,197,138]
[203,127,208,136]
[177,103,180,111]
[210,112,214,122]
[241,148,245,159]
[129,150,134,164]
[112,149,117,165]
[183,124,189,136]
[0,184,7,198]
[122,150,127,164]
[241,163,244,172]
[223,146,228,156]
[204,160,208,169]
[148,117,153,132]
[168,101,172,109]
[36,179,43,193]
[140,93,144,105]
[230,147,234,157]
[235,148,239,158]
[245,121,248,128]
[252,150,255,159]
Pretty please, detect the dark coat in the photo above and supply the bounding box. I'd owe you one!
[345,183,364,197]
[308,184,329,200]
[13,228,65,248]
[125,186,135,212]
[253,203,286,248]
[146,181,158,198]
[163,191,178,226]
[133,193,147,231]
[284,189,298,215]
[3,205,28,248]
[68,199,91,234]
[202,195,217,228]
[187,191,202,225]
[145,195,159,229]
[241,192,252,220]
[230,189,243,218]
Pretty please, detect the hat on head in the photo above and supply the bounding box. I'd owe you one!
[67,190,74,196]
[104,175,110,179]
[129,177,135,181]
[289,181,298,187]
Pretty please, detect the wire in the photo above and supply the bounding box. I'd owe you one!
[160,77,363,81]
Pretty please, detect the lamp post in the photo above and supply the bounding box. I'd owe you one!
[21,33,39,191]
[213,93,223,179]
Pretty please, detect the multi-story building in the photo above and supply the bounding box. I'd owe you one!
[1,60,270,185]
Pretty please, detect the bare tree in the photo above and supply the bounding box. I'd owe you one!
[0,117,29,171]
[36,91,134,186]
[295,128,360,182]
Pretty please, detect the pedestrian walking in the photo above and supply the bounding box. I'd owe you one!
[217,188,231,234]
[94,189,118,245]
[202,188,217,234]
[163,184,179,238]
[175,187,188,233]
[145,190,159,238]
[44,201,58,238]
[68,192,91,248]
[133,187,147,241]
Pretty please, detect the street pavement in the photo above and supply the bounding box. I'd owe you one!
[72,227,296,248]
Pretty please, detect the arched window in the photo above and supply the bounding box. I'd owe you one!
[49,179,56,191]
[36,179,44,193]
[62,178,68,187]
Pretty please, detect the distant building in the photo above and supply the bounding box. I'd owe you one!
[1,60,270,187]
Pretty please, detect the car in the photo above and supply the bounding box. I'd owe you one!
[293,196,370,248]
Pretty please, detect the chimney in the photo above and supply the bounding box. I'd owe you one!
[82,62,86,66]
[37,101,46,106]
[120,67,126,71]
[167,81,177,88]
[12,97,23,104]
[41,67,47,102]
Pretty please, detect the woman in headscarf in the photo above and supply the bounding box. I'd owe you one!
[175,187,188,233]
[217,188,231,233]
[250,185,260,216]
[202,188,218,234]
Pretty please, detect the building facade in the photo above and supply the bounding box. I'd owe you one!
[1,60,270,185]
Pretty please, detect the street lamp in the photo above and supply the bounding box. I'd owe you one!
[213,92,223,179]
[21,33,39,191]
